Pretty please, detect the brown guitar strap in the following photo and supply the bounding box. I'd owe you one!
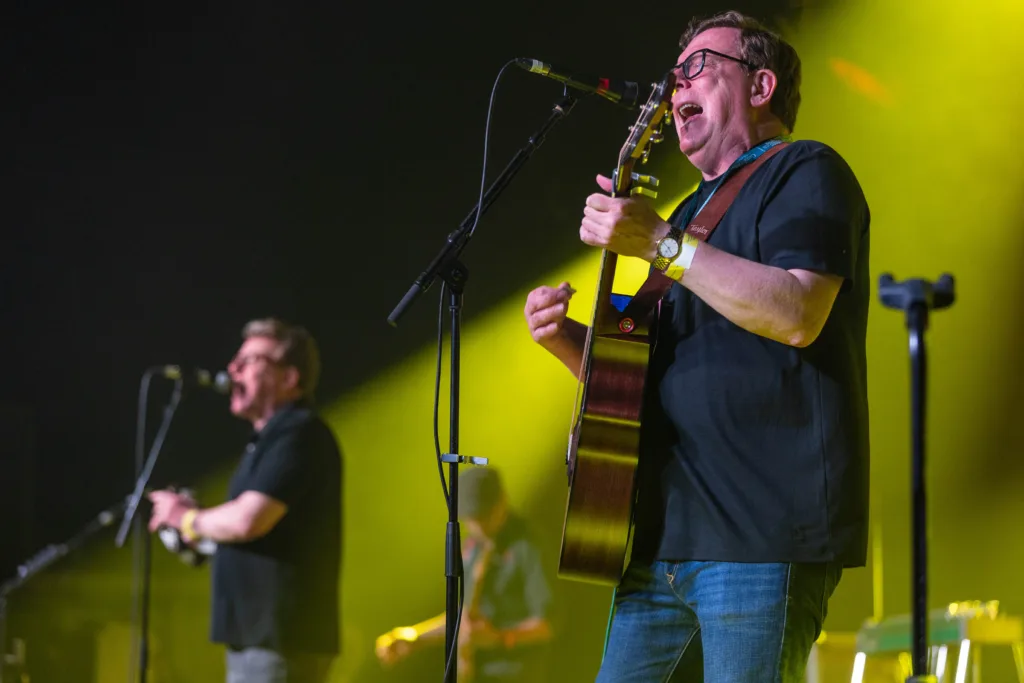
[620,141,788,322]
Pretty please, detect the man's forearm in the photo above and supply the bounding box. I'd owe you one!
[677,242,837,347]
[543,319,588,380]
[499,616,552,649]
[406,613,550,646]
[409,613,446,644]
[191,502,256,543]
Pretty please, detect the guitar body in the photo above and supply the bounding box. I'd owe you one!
[558,252,655,584]
[558,74,675,585]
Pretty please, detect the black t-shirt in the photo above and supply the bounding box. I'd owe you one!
[210,401,343,654]
[462,513,552,681]
[631,139,871,567]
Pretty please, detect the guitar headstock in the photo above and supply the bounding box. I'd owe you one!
[611,71,677,199]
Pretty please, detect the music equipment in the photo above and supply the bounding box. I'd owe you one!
[558,73,676,585]
[154,487,216,567]
[156,366,232,394]
[515,58,640,108]
[851,600,1024,683]
[155,487,216,567]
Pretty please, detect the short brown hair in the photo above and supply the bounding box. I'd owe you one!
[679,10,801,132]
[242,318,321,399]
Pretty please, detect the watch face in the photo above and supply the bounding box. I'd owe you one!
[658,237,680,259]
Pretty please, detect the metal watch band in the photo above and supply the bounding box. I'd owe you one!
[652,228,682,272]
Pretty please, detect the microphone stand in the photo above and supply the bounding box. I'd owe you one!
[0,496,129,683]
[878,273,956,683]
[115,373,185,683]
[387,92,578,683]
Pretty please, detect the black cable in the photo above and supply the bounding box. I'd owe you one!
[434,282,450,507]
[436,281,464,683]
[128,370,154,683]
[434,58,518,683]
[467,59,518,238]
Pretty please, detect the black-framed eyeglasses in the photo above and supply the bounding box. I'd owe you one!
[228,353,282,371]
[675,48,756,80]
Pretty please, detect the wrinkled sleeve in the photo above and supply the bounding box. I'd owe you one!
[246,426,319,506]
[758,147,867,285]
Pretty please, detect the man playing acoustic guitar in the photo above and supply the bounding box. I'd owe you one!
[524,11,870,683]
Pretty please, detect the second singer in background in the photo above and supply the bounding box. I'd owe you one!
[148,318,343,683]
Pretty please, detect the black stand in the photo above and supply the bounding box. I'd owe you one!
[387,93,577,683]
[878,273,956,683]
[0,497,129,683]
[114,375,185,683]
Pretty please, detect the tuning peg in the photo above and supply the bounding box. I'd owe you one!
[630,172,660,187]
[650,132,664,144]
[630,186,658,199]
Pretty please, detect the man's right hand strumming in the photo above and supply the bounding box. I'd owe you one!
[524,281,588,380]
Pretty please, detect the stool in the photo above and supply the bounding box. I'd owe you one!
[850,601,1024,683]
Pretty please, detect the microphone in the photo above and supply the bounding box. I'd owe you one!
[515,58,640,108]
[155,366,232,394]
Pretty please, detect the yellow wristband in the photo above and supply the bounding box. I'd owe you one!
[181,509,199,542]
[664,233,700,282]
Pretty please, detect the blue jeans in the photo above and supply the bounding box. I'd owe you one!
[596,560,842,683]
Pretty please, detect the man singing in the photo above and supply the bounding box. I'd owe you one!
[524,10,870,682]
[148,318,343,683]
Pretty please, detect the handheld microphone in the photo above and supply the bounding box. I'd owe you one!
[155,366,232,394]
[515,58,640,109]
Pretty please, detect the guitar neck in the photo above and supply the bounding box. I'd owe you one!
[587,250,622,334]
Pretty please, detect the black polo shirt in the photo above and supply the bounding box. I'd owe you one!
[210,400,343,654]
[631,140,871,567]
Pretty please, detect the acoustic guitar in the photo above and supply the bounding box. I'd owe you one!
[559,72,676,585]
